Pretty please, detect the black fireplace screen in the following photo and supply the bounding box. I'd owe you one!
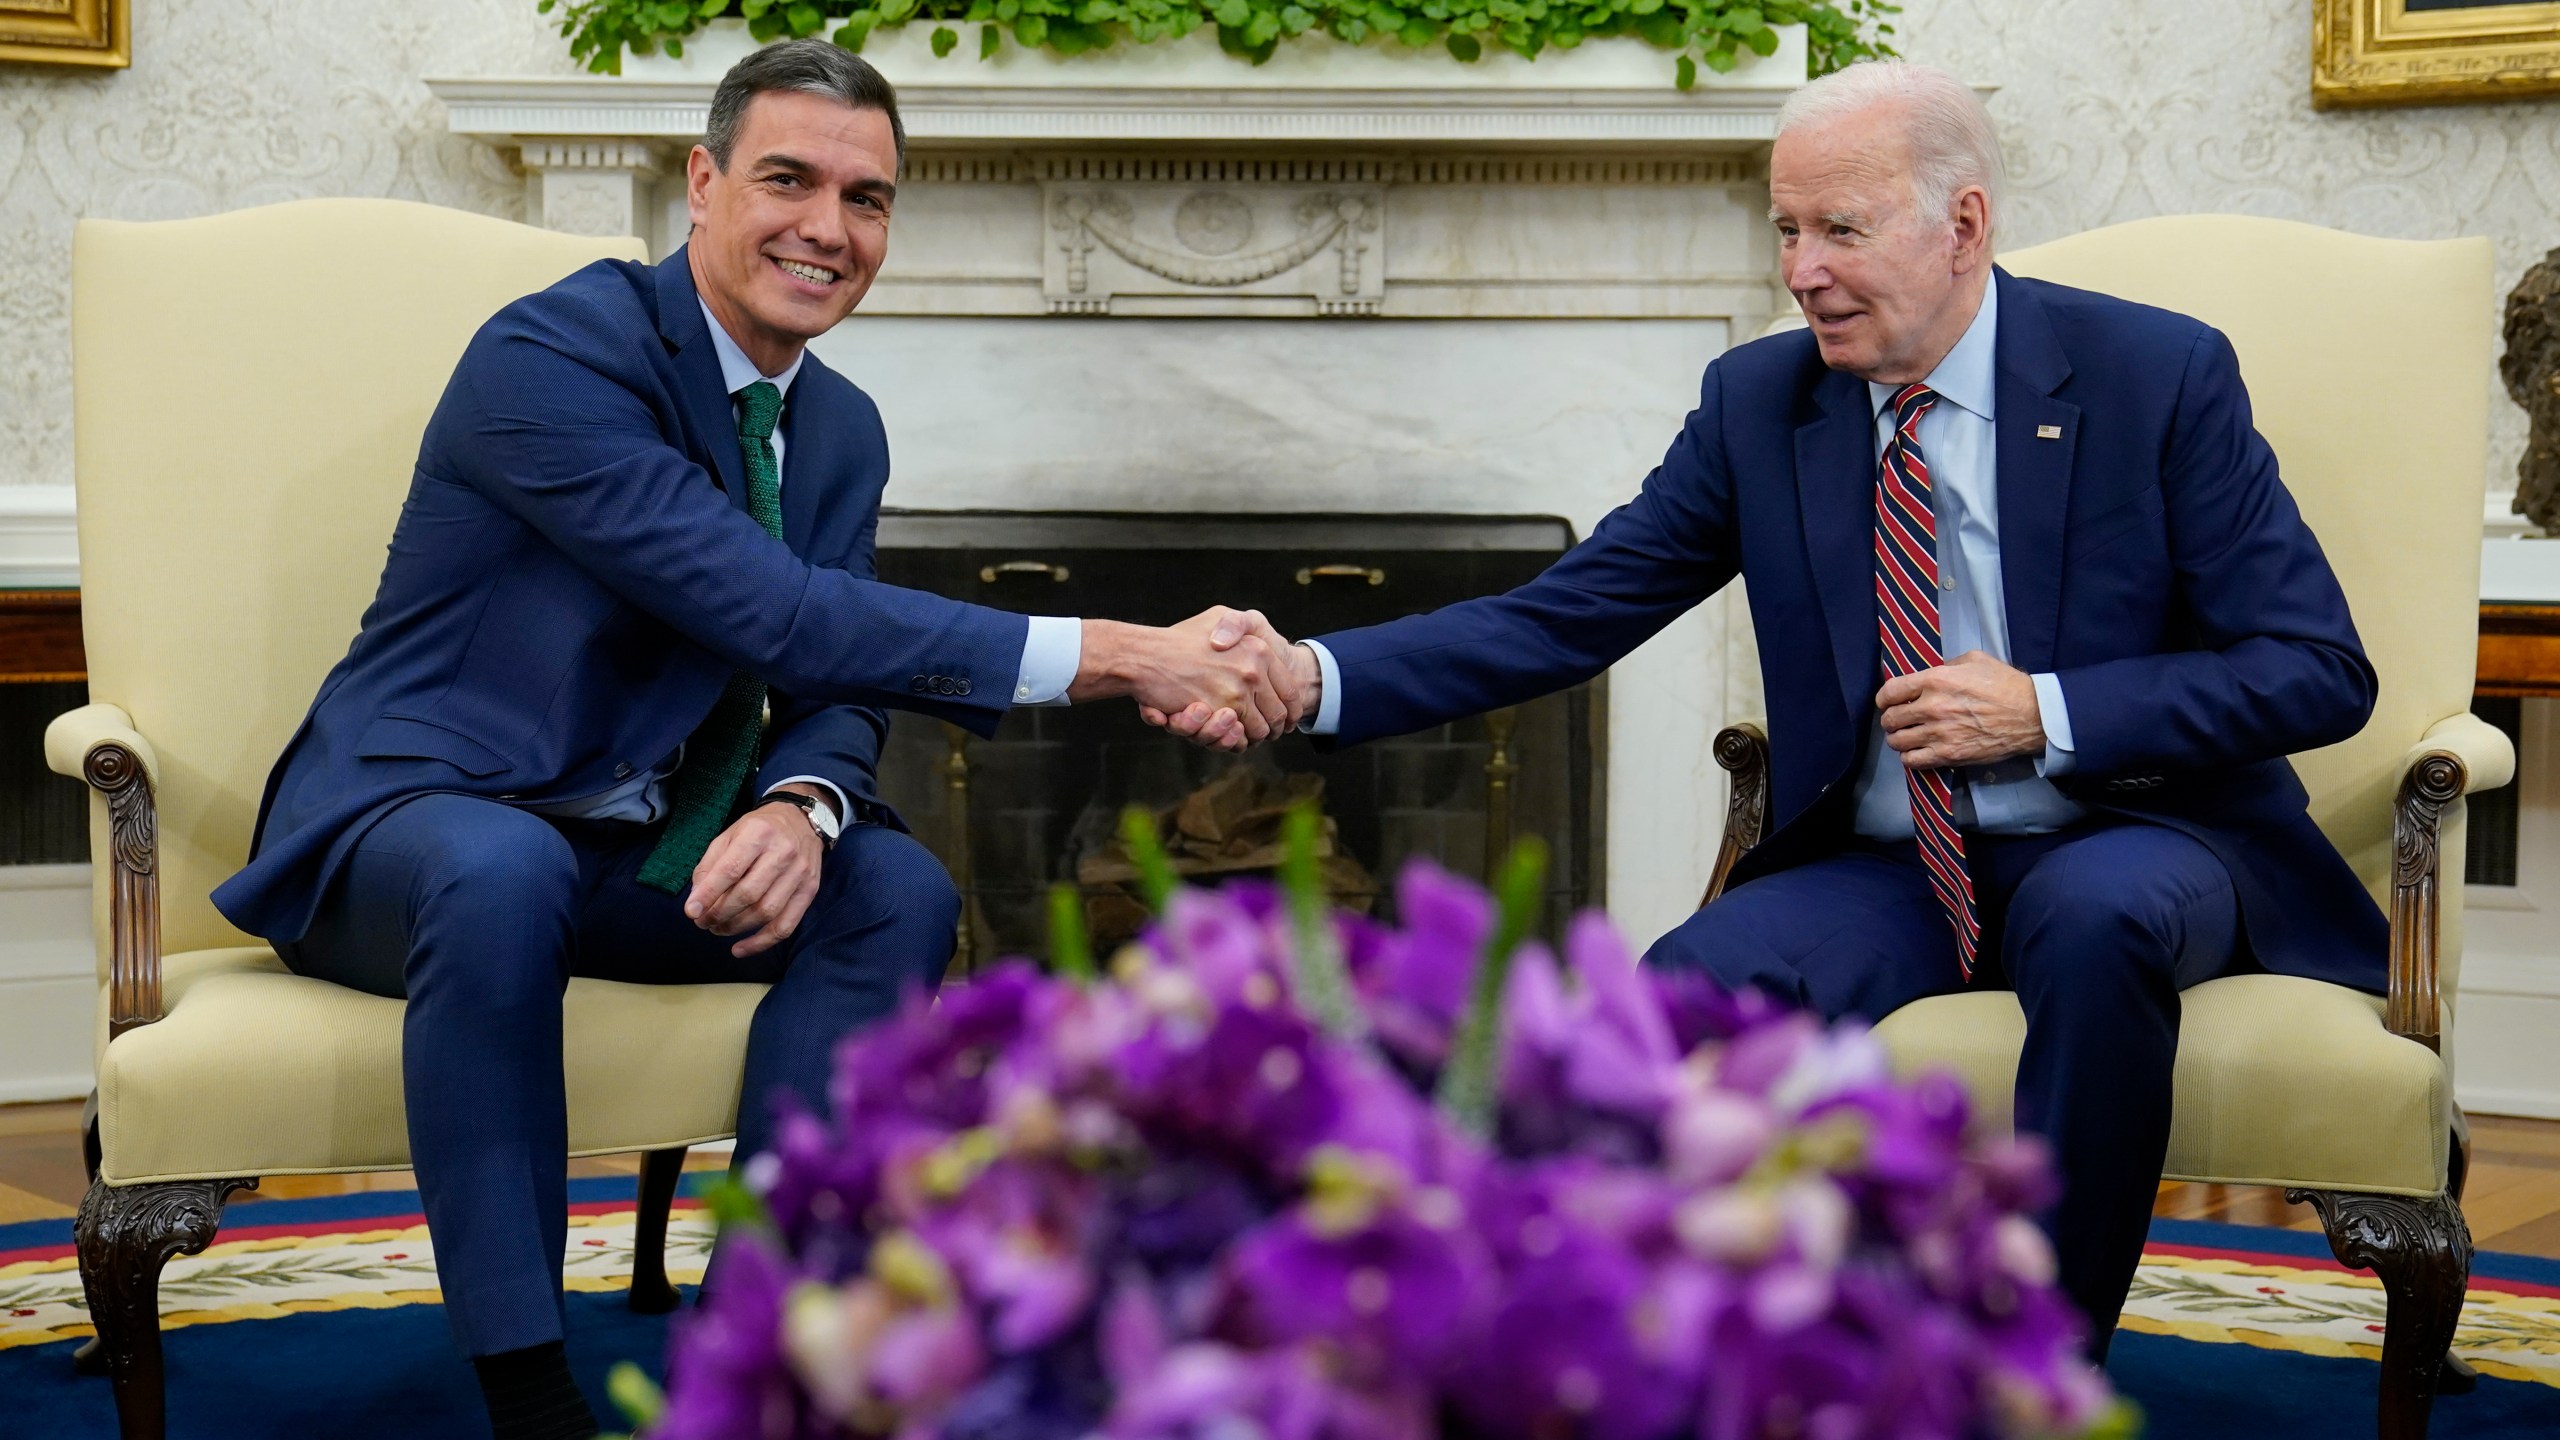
[871,512,1603,972]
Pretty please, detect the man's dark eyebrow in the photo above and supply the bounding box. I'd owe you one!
[751,152,895,205]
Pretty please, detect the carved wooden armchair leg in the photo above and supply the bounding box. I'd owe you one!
[74,1176,258,1440]
[2287,1189,2469,1440]
[628,1146,689,1314]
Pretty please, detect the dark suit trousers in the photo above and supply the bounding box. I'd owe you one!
[276,792,960,1356]
[1642,817,2243,1355]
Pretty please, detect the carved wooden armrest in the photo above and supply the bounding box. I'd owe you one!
[1700,722,1771,909]
[2386,713,2518,1051]
[43,703,162,1041]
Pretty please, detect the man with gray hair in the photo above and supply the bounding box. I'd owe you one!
[220,37,1300,1438]
[1192,59,2383,1358]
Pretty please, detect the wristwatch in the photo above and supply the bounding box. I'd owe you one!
[763,790,840,851]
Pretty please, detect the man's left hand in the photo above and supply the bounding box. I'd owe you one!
[685,784,829,958]
[1878,650,2045,770]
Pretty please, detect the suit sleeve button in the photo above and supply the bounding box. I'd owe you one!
[613,762,634,779]
[956,680,973,697]
[911,676,929,692]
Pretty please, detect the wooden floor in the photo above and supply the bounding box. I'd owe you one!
[5,1100,2560,1257]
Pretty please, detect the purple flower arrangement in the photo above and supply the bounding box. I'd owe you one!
[620,818,2127,1440]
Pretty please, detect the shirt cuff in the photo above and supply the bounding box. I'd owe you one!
[764,775,851,825]
[2030,672,2077,779]
[1014,615,1082,706]
[1304,639,1344,736]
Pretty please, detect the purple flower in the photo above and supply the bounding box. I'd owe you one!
[654,1235,805,1440]
[648,862,2116,1440]
[1224,1187,1496,1379]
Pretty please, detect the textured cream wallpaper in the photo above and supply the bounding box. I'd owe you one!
[1,0,2552,502]
[1897,0,2560,514]
[0,0,574,490]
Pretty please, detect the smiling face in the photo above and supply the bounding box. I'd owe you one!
[685,88,899,375]
[1768,101,1991,385]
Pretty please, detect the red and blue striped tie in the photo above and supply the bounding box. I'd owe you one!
[1874,383,1982,977]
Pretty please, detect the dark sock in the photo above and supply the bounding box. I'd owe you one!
[471,1341,599,1440]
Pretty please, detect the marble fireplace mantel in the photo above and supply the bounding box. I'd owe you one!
[427,27,1805,323]
[428,33,1800,936]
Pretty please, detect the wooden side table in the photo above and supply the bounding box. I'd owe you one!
[0,591,83,684]
[2478,604,2560,699]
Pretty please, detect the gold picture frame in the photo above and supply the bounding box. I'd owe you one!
[2315,0,2560,107]
[0,0,128,69]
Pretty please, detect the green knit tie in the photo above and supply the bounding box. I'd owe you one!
[639,380,785,893]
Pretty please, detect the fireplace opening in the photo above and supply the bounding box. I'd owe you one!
[871,512,1603,971]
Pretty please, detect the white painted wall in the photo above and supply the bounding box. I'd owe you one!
[0,864,93,1103]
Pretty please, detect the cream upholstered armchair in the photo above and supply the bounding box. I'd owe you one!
[1702,217,2512,1440]
[51,199,773,1440]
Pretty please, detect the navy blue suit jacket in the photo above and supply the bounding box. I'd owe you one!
[1317,271,2388,990]
[216,248,1029,944]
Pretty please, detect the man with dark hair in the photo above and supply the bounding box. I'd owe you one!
[216,39,1294,1439]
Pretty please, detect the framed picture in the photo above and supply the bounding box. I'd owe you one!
[2315,0,2560,107]
[0,0,127,69]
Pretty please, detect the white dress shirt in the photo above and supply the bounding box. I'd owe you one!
[538,300,1081,824]
[1849,280,2083,839]
[1305,283,2082,841]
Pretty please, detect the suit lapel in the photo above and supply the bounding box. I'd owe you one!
[778,360,827,553]
[1989,271,2078,676]
[653,247,748,509]
[1795,366,1884,727]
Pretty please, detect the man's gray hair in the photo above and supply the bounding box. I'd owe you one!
[1776,61,2003,237]
[704,38,906,171]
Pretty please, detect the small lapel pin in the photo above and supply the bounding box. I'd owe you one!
[2036,424,2063,440]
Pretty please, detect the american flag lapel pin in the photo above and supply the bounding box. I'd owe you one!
[2036,424,2063,439]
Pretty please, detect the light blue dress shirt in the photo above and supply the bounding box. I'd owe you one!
[1849,281,2082,840]
[1306,283,2081,841]
[538,301,1081,823]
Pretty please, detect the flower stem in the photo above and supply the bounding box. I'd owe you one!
[1434,837,1548,1138]
[1119,804,1180,911]
[1281,803,1368,1043]
[1048,881,1096,983]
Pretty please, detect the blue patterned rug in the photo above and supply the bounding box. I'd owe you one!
[3,1180,2556,1437]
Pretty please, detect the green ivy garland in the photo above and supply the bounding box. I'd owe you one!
[540,0,1898,90]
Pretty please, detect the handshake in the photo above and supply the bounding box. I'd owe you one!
[1069,607,1319,752]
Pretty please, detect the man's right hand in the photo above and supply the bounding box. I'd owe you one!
[1070,607,1304,752]
[1144,616,1320,749]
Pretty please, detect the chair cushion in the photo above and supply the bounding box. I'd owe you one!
[1871,973,2449,1196]
[97,948,768,1184]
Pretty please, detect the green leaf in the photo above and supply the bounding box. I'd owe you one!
[880,0,918,23]
[981,20,1003,55]
[666,37,685,56]
[1722,6,1763,30]
[1048,882,1095,981]
[606,1363,667,1430]
[1444,31,1480,59]
[1703,39,1739,71]
[699,0,733,15]
[1212,0,1248,24]
[1743,24,1779,55]
[932,21,960,52]
[1397,17,1432,44]
[1675,53,1695,89]
[786,1,823,34]
[1242,10,1280,45]
[1118,806,1180,911]
[699,1173,772,1232]
[1432,837,1548,1138]
[833,14,877,49]
[1279,5,1314,33]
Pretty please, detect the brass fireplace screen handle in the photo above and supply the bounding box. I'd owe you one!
[1297,565,1386,586]
[981,561,1071,584]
